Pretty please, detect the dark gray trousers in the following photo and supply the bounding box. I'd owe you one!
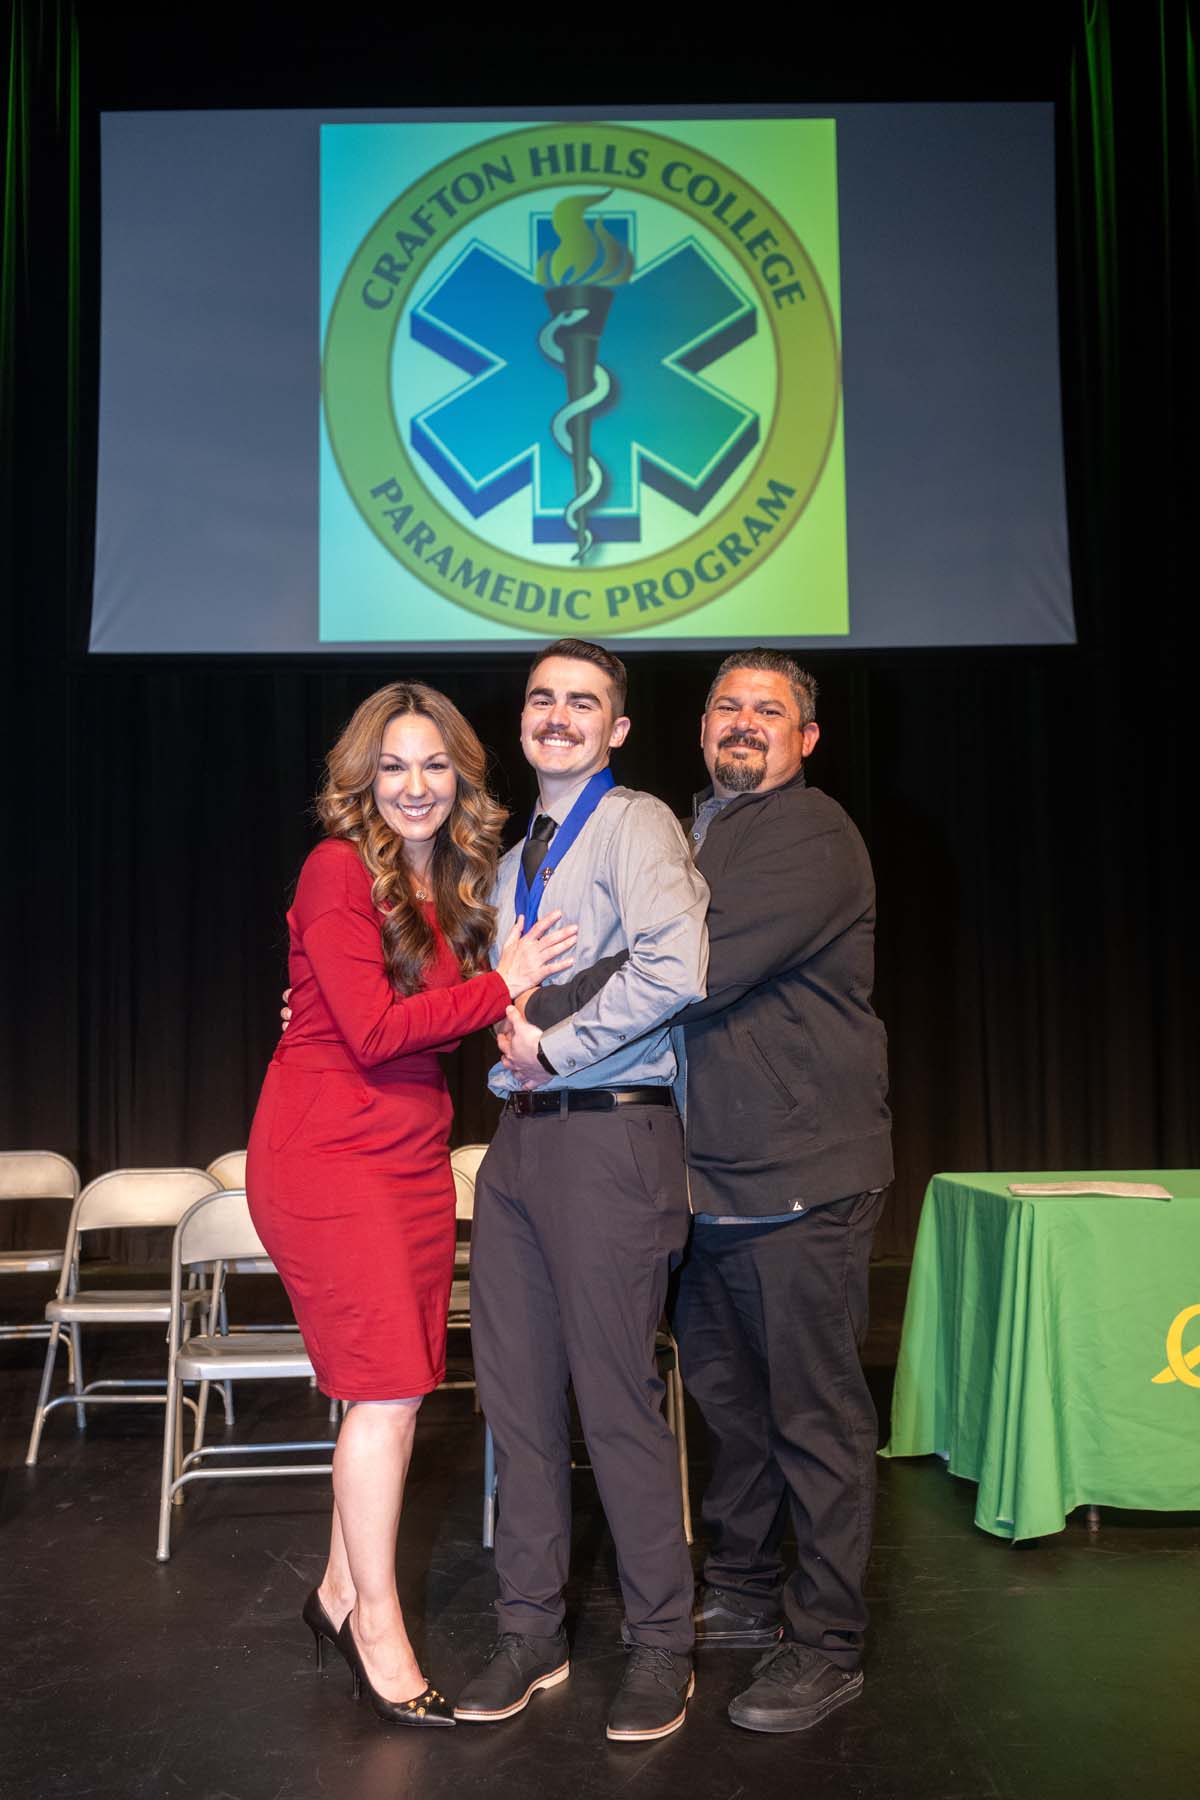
[671,1191,886,1670]
[471,1103,695,1651]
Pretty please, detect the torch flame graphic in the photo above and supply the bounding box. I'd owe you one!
[537,193,632,561]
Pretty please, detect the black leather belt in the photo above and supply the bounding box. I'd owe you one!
[504,1087,675,1117]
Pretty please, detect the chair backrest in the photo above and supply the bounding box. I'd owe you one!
[176,1189,265,1268]
[0,1151,80,1204]
[74,1168,222,1233]
[450,1143,490,1221]
[168,1190,267,1349]
[56,1169,222,1297]
[206,1150,248,1190]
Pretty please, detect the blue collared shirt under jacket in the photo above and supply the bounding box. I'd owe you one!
[488,783,709,1096]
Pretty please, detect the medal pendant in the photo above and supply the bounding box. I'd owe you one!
[541,866,554,885]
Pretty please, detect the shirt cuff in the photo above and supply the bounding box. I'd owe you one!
[538,1018,588,1076]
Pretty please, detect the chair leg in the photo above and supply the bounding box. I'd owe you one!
[177,1305,214,1445]
[69,1325,86,1430]
[482,1422,497,1550]
[194,1380,210,1452]
[157,1365,180,1561]
[171,1380,187,1505]
[194,1355,218,1451]
[25,1323,64,1466]
[216,1285,234,1425]
[669,1363,693,1546]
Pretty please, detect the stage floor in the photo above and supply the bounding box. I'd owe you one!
[1,1265,1195,1800]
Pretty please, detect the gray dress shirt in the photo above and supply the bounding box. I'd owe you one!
[488,782,709,1097]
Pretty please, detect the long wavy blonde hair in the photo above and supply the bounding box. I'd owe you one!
[317,683,507,996]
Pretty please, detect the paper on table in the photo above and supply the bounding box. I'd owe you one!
[1007,1181,1172,1200]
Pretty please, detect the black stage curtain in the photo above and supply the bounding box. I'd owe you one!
[2,4,1196,1259]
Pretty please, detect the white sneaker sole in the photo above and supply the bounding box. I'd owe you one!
[606,1671,695,1741]
[453,1660,570,1722]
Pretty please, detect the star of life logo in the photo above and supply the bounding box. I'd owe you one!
[322,123,841,635]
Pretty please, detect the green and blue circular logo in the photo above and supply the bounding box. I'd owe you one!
[321,121,843,639]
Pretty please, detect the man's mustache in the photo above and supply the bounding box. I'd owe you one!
[718,730,767,751]
[534,727,583,745]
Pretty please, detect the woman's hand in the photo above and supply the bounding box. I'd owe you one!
[496,910,578,999]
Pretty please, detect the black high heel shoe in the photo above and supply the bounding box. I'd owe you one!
[302,1588,346,1672]
[336,1617,456,1727]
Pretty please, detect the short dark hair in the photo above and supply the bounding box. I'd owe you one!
[705,648,818,726]
[528,638,628,713]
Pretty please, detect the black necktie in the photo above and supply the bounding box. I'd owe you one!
[521,813,557,889]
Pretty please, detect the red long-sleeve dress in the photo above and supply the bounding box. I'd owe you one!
[246,837,509,1400]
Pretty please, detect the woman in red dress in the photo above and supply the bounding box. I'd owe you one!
[247,682,574,1727]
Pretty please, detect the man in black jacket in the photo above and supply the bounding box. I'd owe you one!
[500,648,892,1733]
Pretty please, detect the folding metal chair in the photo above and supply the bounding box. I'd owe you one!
[156,1187,336,1561]
[203,1148,277,1421]
[204,1150,340,1424]
[443,1142,488,1399]
[24,1168,221,1465]
[1,1152,81,1385]
[204,1149,294,1331]
[443,1145,508,1548]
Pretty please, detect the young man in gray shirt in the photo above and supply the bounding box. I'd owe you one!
[453,639,709,1743]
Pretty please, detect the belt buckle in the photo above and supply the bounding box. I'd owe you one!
[508,1088,568,1117]
[509,1090,558,1118]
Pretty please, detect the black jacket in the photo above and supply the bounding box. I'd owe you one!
[527,769,893,1214]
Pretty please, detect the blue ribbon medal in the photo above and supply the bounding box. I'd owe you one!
[512,767,615,929]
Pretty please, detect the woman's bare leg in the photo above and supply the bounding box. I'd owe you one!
[317,1499,356,1629]
[326,1398,425,1700]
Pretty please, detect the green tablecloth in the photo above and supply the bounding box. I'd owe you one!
[882,1171,1200,1540]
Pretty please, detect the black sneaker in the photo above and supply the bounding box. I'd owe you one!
[606,1646,694,1742]
[453,1629,570,1722]
[727,1642,864,1733]
[620,1584,782,1650]
[694,1584,784,1648]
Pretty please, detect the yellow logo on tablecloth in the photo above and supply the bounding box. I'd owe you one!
[1151,1303,1200,1387]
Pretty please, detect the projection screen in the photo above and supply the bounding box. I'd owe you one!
[91,105,1072,652]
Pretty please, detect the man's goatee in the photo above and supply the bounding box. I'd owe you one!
[714,756,766,793]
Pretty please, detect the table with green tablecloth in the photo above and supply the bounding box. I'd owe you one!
[881,1171,1200,1540]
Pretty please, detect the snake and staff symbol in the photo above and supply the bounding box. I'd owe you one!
[537,193,634,562]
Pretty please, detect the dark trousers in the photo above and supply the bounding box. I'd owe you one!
[671,1191,885,1670]
[471,1104,695,1651]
